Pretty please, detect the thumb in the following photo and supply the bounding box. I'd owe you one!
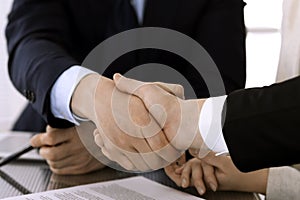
[113,73,147,98]
[30,133,44,148]
[154,82,185,99]
[113,73,171,112]
[113,73,185,99]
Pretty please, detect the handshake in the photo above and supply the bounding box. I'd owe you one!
[71,73,210,172]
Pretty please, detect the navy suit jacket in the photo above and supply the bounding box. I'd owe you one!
[6,0,246,136]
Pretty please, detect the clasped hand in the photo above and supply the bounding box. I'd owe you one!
[71,73,207,172]
[95,75,209,171]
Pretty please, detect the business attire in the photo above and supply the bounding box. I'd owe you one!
[202,0,300,172]
[6,0,246,132]
[222,76,300,171]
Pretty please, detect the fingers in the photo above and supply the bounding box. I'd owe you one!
[95,129,177,171]
[40,137,105,175]
[113,73,185,99]
[173,158,207,196]
[191,162,206,195]
[154,82,185,99]
[175,165,184,174]
[49,154,104,175]
[176,153,186,166]
[113,73,176,110]
[145,129,181,163]
[39,146,68,161]
[39,140,81,161]
[201,162,218,192]
[164,163,183,187]
[46,150,89,169]
[93,129,104,148]
[133,141,168,171]
[95,128,138,171]
[113,73,148,98]
[30,126,74,147]
[180,163,191,188]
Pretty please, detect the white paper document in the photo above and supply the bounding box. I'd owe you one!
[4,176,205,200]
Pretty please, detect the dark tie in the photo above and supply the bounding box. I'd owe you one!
[106,0,139,38]
[103,0,140,78]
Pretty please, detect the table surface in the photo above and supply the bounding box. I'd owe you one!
[0,160,260,200]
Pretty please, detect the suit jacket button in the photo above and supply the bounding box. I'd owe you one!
[23,89,28,97]
[24,90,35,103]
[28,91,36,103]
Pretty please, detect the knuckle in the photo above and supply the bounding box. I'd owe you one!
[51,167,63,175]
[44,150,58,161]
[48,161,59,169]
[47,135,56,145]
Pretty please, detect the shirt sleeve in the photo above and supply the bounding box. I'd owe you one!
[198,95,229,154]
[50,66,96,125]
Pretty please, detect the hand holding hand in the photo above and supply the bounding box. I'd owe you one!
[30,126,105,175]
[71,74,186,171]
[113,74,206,151]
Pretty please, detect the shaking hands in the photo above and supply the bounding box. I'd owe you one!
[71,73,209,172]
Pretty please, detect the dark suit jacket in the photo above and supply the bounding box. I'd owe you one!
[223,76,300,172]
[6,0,246,132]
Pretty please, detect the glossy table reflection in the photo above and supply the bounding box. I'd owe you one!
[0,160,260,200]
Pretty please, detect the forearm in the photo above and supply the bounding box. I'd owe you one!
[6,0,78,126]
[8,37,78,126]
[223,76,300,172]
[237,168,269,194]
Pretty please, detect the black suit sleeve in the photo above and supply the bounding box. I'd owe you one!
[6,0,79,127]
[223,76,300,172]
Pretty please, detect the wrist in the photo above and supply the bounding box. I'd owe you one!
[248,169,269,194]
[237,168,269,194]
[71,74,111,122]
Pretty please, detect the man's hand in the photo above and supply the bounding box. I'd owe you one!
[71,74,186,172]
[113,74,206,151]
[30,126,105,175]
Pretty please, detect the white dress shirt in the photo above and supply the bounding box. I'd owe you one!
[199,96,228,154]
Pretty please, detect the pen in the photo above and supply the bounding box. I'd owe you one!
[0,145,34,167]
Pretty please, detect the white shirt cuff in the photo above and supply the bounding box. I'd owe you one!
[199,95,229,154]
[50,65,96,125]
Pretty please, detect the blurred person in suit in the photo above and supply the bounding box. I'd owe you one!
[6,0,247,174]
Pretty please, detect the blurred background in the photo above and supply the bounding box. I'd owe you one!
[0,0,283,131]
